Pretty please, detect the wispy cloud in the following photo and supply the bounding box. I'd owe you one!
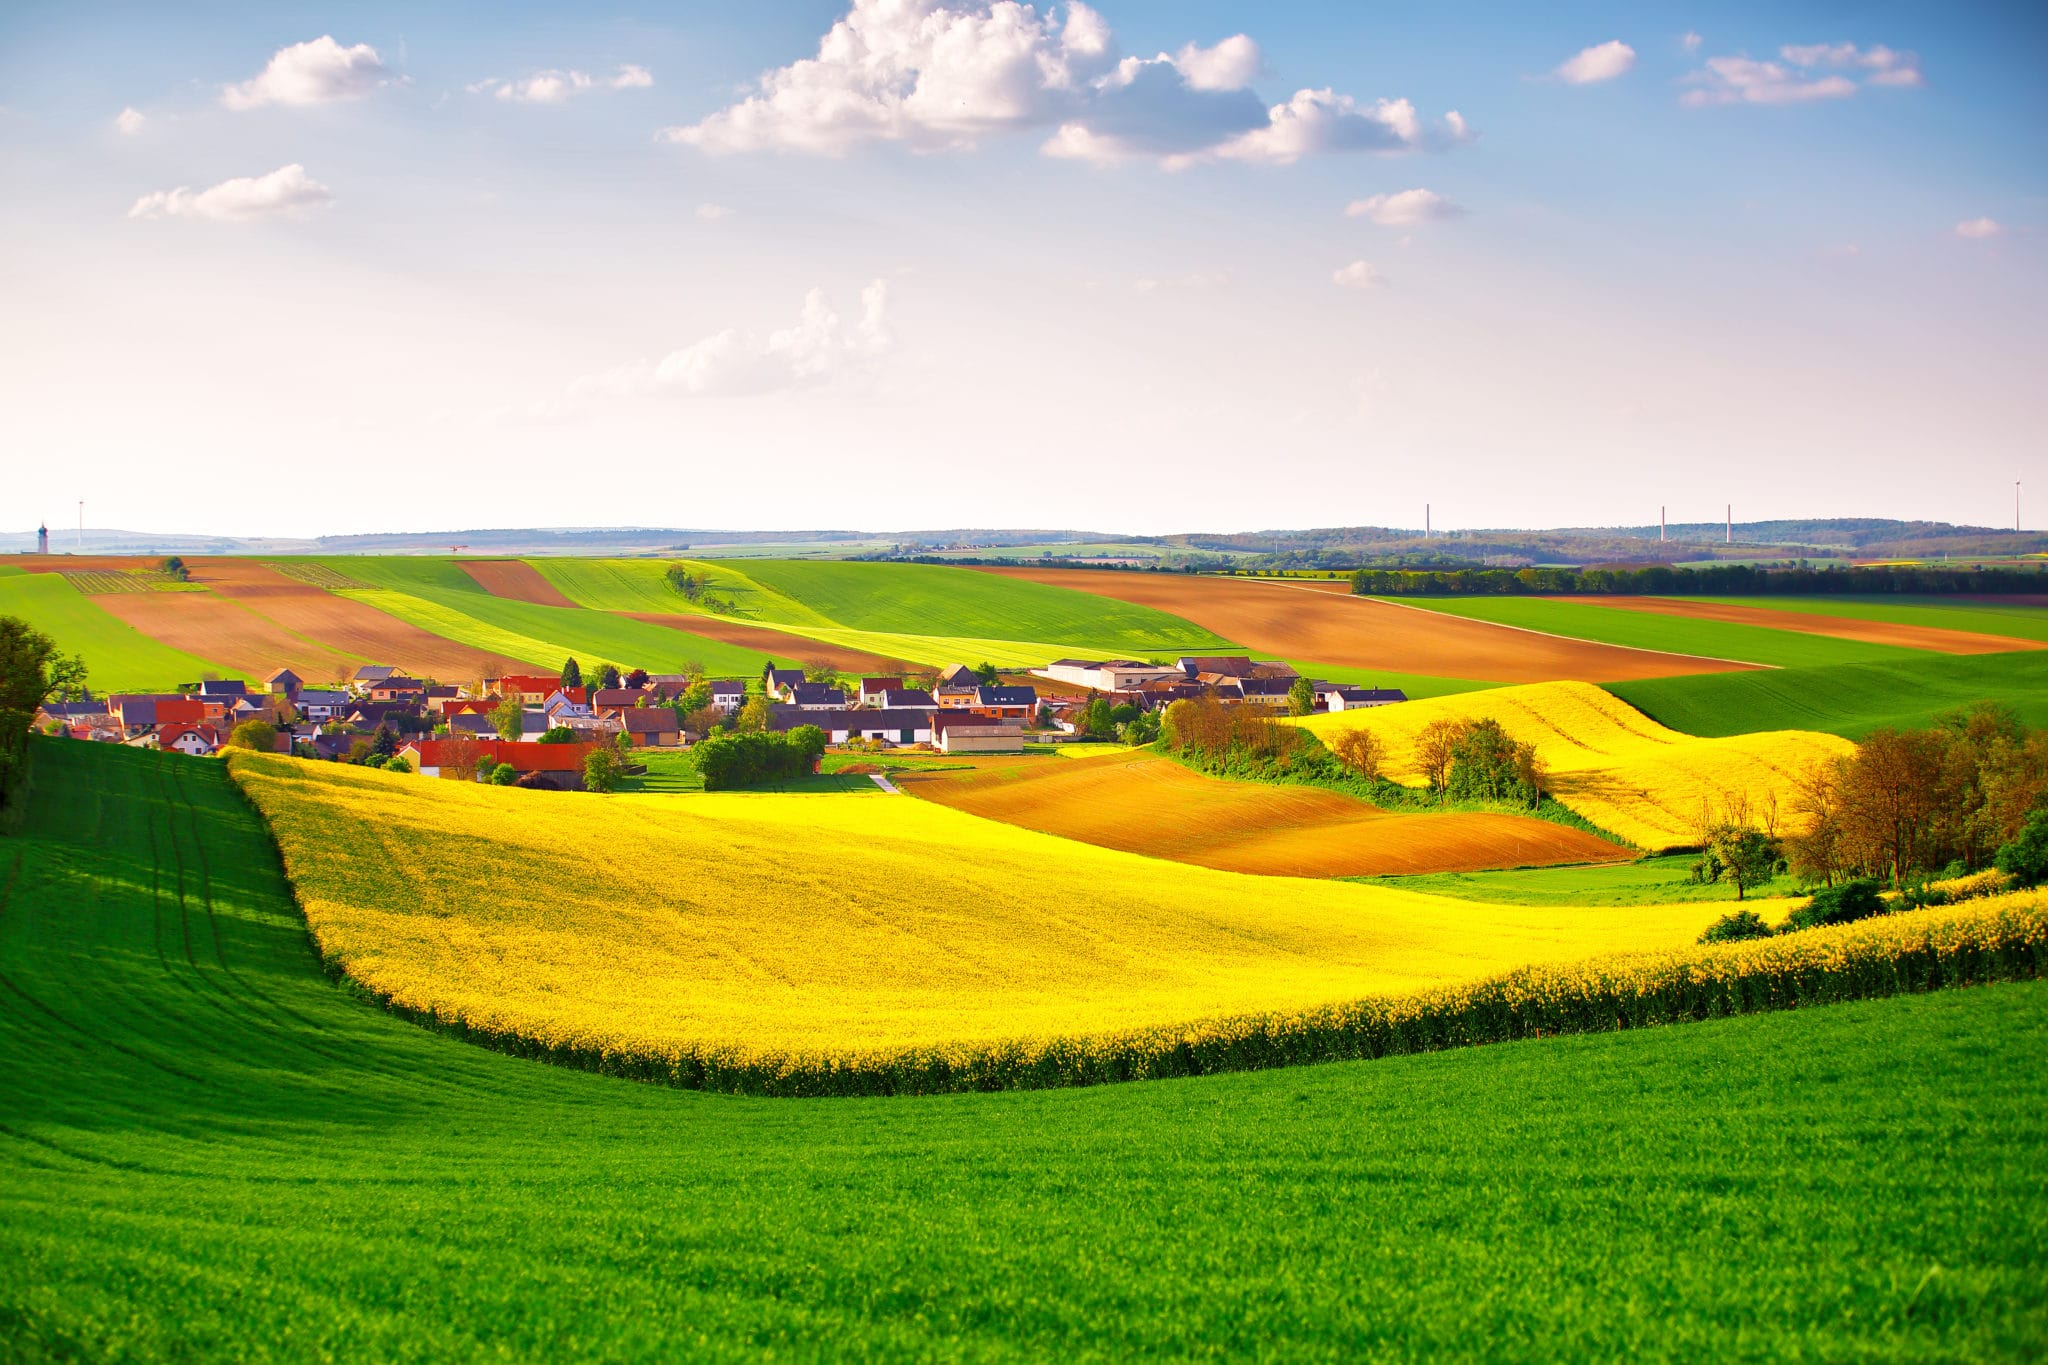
[128,164,334,222]
[1332,260,1383,289]
[1682,42,1922,106]
[1954,217,2002,240]
[568,282,893,399]
[1553,40,1635,85]
[661,0,1470,168]
[471,64,654,104]
[1345,188,1464,226]
[222,36,387,110]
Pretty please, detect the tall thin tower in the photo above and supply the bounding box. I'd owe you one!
[1726,504,1732,545]
[1660,507,1666,544]
[37,523,48,554]
[1425,503,1431,536]
[2019,481,2024,533]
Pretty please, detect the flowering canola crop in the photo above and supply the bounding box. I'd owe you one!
[1294,681,1856,851]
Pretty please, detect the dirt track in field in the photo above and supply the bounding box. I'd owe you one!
[979,568,1758,683]
[457,559,581,608]
[897,749,1631,878]
[172,559,539,683]
[1573,597,2046,656]
[624,613,916,673]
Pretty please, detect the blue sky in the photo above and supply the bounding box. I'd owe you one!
[2,1,2041,537]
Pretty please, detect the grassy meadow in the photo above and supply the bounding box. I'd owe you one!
[1695,594,2048,644]
[0,571,224,690]
[1609,651,2048,738]
[3,742,2045,1359]
[1370,854,1801,906]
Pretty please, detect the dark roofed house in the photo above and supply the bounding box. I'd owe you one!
[352,665,397,689]
[764,666,806,699]
[265,668,303,699]
[769,705,934,746]
[709,680,747,713]
[972,684,1036,720]
[293,688,348,720]
[1326,686,1407,712]
[198,678,248,697]
[935,664,980,690]
[788,682,850,710]
[931,710,1025,754]
[590,688,649,716]
[877,688,934,709]
[370,676,426,703]
[1235,676,1296,706]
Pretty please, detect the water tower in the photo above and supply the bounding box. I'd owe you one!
[37,523,48,554]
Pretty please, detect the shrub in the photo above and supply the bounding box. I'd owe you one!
[490,764,519,786]
[694,729,821,791]
[1699,909,1773,944]
[1782,879,1885,933]
[476,759,500,783]
[1995,809,2048,888]
[225,720,278,753]
[362,754,388,770]
[538,726,575,744]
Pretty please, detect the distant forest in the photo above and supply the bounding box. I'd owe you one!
[1348,563,2048,598]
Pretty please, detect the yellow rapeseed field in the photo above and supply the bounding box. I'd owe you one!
[227,751,1726,1066]
[1293,681,1855,851]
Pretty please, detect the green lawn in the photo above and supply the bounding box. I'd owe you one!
[4,739,2044,1359]
[0,571,223,692]
[1382,596,1932,669]
[1695,595,2048,645]
[1609,652,2048,739]
[1368,854,1799,906]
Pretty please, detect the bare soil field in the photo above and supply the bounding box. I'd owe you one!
[1575,597,2047,656]
[457,559,581,608]
[623,613,916,673]
[896,749,1630,877]
[980,568,1756,683]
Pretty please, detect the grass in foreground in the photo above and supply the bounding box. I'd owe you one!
[1609,651,2048,738]
[1371,853,1799,905]
[3,742,2045,1360]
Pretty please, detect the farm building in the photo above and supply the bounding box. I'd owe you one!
[858,677,904,706]
[788,683,850,710]
[875,688,934,709]
[264,668,303,699]
[932,711,1026,754]
[709,680,747,712]
[970,685,1037,720]
[768,706,934,746]
[1325,686,1408,712]
[399,739,597,790]
[619,710,682,747]
[1034,659,1187,693]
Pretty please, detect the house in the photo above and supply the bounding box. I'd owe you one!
[265,668,303,700]
[971,684,1037,720]
[1033,659,1187,693]
[36,699,108,730]
[159,723,222,756]
[111,695,207,731]
[540,690,593,722]
[448,712,498,737]
[351,665,397,692]
[931,711,1025,754]
[422,686,462,713]
[551,714,623,742]
[399,739,597,791]
[787,682,849,711]
[708,680,747,713]
[935,664,980,691]
[493,674,563,704]
[198,678,248,698]
[875,688,934,709]
[1325,686,1407,712]
[1234,676,1297,708]
[858,677,904,707]
[763,667,807,701]
[369,676,426,703]
[620,709,682,748]
[768,706,934,746]
[590,688,648,717]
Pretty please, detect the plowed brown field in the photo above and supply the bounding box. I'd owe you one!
[896,749,1630,877]
[624,613,915,673]
[457,559,580,608]
[1575,596,2047,655]
[979,568,1757,683]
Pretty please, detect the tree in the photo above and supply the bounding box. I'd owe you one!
[161,556,189,582]
[1995,808,2048,888]
[491,695,526,742]
[785,724,826,768]
[676,681,712,715]
[581,744,621,794]
[1699,909,1773,943]
[1329,727,1386,781]
[347,739,372,764]
[1286,676,1316,717]
[371,723,399,758]
[802,659,841,685]
[1445,718,1539,807]
[537,726,576,744]
[1839,727,1950,887]
[1414,719,1462,802]
[384,753,412,775]
[441,732,485,783]
[1120,710,1161,746]
[1708,826,1778,902]
[624,668,649,689]
[475,758,500,783]
[974,661,1001,685]
[225,720,277,753]
[735,694,771,733]
[1076,697,1116,741]
[1785,759,1849,887]
[490,763,519,786]
[560,657,583,690]
[596,663,622,690]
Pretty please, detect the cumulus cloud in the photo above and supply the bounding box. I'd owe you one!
[661,0,1468,168]
[570,281,893,399]
[474,64,655,103]
[1682,41,1922,106]
[1554,40,1635,85]
[115,106,145,134]
[127,164,334,222]
[1345,187,1464,226]
[1954,218,2002,240]
[222,36,386,110]
[1332,260,1383,289]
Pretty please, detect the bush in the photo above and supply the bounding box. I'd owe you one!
[362,754,389,770]
[476,759,500,783]
[491,764,519,785]
[225,720,278,753]
[538,726,576,745]
[1699,909,1774,944]
[385,754,412,775]
[1782,879,1885,933]
[1995,809,2048,888]
[694,730,821,791]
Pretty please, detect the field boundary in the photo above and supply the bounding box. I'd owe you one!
[1347,589,1777,671]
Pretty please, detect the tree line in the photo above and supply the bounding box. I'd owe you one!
[1350,563,2046,598]
[0,618,87,826]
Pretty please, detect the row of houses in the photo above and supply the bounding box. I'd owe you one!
[1032,656,1405,712]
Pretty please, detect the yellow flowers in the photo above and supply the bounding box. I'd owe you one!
[1294,681,1856,851]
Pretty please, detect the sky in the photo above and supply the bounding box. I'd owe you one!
[1,0,2043,538]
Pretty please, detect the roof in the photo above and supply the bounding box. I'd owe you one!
[877,688,934,707]
[497,675,562,692]
[1334,687,1408,702]
[159,723,221,747]
[401,739,597,773]
[620,710,679,734]
[932,710,1023,732]
[38,700,109,719]
[709,679,747,695]
[935,664,979,687]
[424,685,459,699]
[975,685,1037,706]
[591,688,646,707]
[1176,656,1258,677]
[353,665,397,682]
[768,705,935,732]
[375,676,425,691]
[197,679,248,696]
[765,667,806,687]
[264,667,302,684]
[860,676,904,691]
[1237,676,1295,697]
[788,683,848,706]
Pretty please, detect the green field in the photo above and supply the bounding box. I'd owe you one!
[1695,596,2048,645]
[1369,854,1799,906]
[1608,652,2048,739]
[1383,596,1933,669]
[0,572,223,692]
[4,739,2045,1358]
[318,557,778,677]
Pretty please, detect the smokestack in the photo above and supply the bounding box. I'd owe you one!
[1726,504,1732,545]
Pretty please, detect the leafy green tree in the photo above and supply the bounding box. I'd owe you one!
[475,758,500,783]
[560,658,583,690]
[736,694,771,733]
[583,745,623,794]
[225,720,277,753]
[384,753,412,774]
[597,663,622,690]
[371,723,399,758]
[537,726,575,745]
[491,696,526,742]
[1445,718,1541,807]
[974,661,1002,685]
[1077,697,1116,741]
[1995,808,2048,887]
[1709,826,1779,901]
[491,763,519,786]
[676,681,712,714]
[802,660,841,685]
[1286,676,1316,717]
[1120,710,1162,746]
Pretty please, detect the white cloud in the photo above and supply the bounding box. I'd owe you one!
[1345,187,1464,226]
[1955,218,2002,240]
[1332,260,1383,289]
[128,164,334,222]
[662,0,1467,168]
[569,281,893,399]
[115,106,145,134]
[1682,41,1922,106]
[1682,31,1703,53]
[1554,40,1635,85]
[696,203,734,220]
[476,64,654,104]
[222,36,386,110]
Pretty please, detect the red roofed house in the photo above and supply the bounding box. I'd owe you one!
[493,675,563,704]
[398,739,597,790]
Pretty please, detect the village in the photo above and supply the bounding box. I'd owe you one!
[35,652,1407,790]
